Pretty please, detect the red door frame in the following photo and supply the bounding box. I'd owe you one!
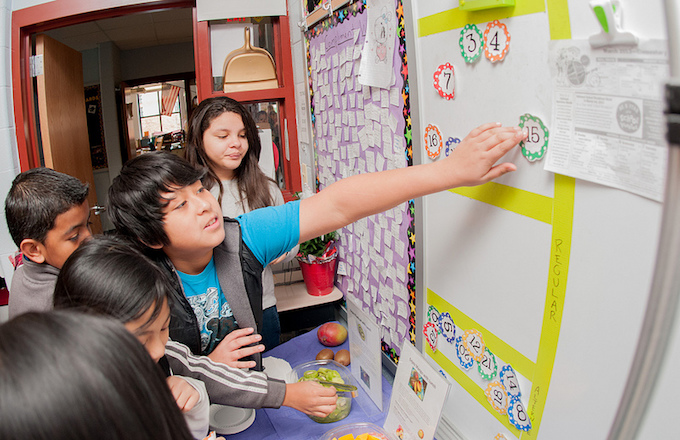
[11,0,194,171]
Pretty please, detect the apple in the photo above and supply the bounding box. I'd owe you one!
[317,322,348,346]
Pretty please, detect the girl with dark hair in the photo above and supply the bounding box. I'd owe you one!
[185,96,297,351]
[54,236,210,439]
[53,237,337,422]
[0,310,194,440]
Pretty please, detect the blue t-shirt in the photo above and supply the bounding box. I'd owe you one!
[178,257,237,354]
[176,200,300,353]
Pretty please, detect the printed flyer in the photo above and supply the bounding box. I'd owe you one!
[383,342,451,440]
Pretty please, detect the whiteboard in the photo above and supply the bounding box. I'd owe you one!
[407,1,669,438]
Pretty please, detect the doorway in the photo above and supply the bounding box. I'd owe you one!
[122,77,196,160]
[16,3,195,232]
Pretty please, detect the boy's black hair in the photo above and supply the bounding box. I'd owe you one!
[107,152,206,247]
[4,167,89,247]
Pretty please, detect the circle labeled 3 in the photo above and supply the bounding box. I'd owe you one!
[460,24,484,63]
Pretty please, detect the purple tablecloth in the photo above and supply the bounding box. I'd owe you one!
[224,323,393,440]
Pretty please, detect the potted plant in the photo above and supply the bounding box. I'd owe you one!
[296,231,338,296]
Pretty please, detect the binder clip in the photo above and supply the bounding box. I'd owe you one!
[589,0,638,48]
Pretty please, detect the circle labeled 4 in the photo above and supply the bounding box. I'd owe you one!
[424,124,443,159]
[459,24,484,63]
[519,113,549,162]
[484,20,511,62]
[433,63,455,100]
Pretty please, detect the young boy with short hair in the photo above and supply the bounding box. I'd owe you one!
[108,123,525,370]
[4,167,92,318]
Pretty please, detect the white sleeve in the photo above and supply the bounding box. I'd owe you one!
[175,375,211,440]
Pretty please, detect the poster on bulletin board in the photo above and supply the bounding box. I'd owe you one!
[305,0,415,362]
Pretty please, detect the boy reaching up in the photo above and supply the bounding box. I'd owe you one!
[4,167,92,318]
[108,123,525,370]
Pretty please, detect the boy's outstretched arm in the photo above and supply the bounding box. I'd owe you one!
[299,123,526,242]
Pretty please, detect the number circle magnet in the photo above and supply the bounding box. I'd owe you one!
[445,137,460,157]
[494,435,509,440]
[477,347,498,380]
[462,329,486,362]
[423,322,438,352]
[518,113,549,162]
[456,336,474,369]
[459,24,484,63]
[500,365,521,398]
[484,20,511,62]
[485,381,509,415]
[438,312,456,344]
[433,63,455,100]
[427,305,440,327]
[508,396,532,431]
[424,124,443,159]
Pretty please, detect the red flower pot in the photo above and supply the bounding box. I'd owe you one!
[298,254,337,296]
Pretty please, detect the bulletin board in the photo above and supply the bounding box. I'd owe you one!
[409,1,668,439]
[305,0,415,361]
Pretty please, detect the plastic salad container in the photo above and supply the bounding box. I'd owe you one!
[289,359,354,423]
[319,422,396,440]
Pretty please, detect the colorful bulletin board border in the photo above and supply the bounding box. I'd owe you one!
[420,1,572,438]
[305,0,415,364]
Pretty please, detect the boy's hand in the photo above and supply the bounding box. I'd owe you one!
[166,376,200,412]
[208,327,265,369]
[445,123,526,187]
[282,381,338,417]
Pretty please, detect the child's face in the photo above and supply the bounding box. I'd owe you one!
[41,200,92,269]
[160,181,225,263]
[125,298,171,363]
[202,111,249,181]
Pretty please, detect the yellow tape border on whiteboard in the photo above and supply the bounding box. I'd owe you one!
[428,175,574,438]
[418,0,546,38]
[450,182,553,225]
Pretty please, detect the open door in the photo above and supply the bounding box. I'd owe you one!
[34,34,103,234]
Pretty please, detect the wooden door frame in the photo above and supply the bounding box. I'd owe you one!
[11,0,195,172]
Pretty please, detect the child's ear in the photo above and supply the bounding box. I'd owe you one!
[143,240,164,250]
[19,239,47,264]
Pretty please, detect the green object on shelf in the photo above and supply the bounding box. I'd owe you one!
[459,0,515,11]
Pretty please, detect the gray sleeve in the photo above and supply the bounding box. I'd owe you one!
[165,340,286,409]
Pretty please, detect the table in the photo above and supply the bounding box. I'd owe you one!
[224,324,393,439]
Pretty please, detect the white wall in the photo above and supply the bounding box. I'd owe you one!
[0,0,20,300]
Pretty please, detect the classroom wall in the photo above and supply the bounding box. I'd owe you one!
[0,0,19,293]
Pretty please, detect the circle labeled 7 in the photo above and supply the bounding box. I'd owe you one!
[433,62,455,100]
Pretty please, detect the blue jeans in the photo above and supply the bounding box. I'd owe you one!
[261,305,281,352]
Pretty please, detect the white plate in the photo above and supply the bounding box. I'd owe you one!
[263,356,292,382]
[208,404,255,435]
